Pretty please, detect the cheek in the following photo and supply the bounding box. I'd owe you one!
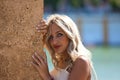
[62,38,69,47]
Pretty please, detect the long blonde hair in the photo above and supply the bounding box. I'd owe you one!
[45,14,91,65]
[45,14,98,80]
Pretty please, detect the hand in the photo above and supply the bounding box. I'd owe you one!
[32,51,51,80]
[36,19,48,36]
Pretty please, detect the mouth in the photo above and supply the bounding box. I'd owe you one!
[53,45,61,50]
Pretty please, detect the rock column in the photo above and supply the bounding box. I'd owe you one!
[0,0,43,80]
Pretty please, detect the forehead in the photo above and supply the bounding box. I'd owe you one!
[49,23,63,34]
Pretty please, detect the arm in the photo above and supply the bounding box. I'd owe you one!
[68,56,91,80]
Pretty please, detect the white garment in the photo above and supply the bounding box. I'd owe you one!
[52,69,69,80]
[51,67,98,80]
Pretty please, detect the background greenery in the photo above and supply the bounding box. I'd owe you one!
[44,0,120,12]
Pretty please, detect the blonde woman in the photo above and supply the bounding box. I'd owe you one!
[32,14,98,80]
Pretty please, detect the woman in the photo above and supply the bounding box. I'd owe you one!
[32,14,98,80]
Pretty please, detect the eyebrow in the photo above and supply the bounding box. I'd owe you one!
[49,31,62,37]
[55,30,63,34]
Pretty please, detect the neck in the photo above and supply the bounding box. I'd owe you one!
[55,52,72,69]
[55,51,69,61]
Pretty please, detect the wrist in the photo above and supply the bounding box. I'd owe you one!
[50,76,54,80]
[43,75,53,80]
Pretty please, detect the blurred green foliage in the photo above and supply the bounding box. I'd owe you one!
[44,0,120,12]
[69,0,84,8]
[91,0,99,6]
[44,0,60,12]
[110,0,120,11]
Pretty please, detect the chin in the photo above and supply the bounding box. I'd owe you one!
[54,48,66,54]
[54,50,62,54]
[55,51,61,54]
[55,50,65,54]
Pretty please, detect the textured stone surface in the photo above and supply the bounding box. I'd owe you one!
[0,0,43,80]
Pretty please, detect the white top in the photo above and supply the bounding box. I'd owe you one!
[51,60,73,80]
[51,66,98,80]
[51,69,69,80]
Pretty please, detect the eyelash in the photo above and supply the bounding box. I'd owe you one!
[48,33,63,41]
[57,33,63,37]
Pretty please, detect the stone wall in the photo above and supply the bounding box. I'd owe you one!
[0,0,43,80]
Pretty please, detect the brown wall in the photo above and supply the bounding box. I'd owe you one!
[0,0,43,80]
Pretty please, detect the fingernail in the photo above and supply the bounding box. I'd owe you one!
[32,55,34,58]
[35,52,38,55]
[38,30,40,32]
[41,20,43,22]
[36,27,38,29]
[38,24,40,27]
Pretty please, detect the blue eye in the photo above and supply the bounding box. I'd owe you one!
[57,33,63,37]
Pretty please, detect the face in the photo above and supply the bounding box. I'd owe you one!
[48,23,69,54]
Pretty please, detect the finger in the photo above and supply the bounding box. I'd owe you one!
[32,54,41,66]
[36,28,47,33]
[36,25,47,33]
[37,20,47,26]
[39,25,48,30]
[35,52,44,64]
[40,29,47,34]
[36,24,47,29]
[37,30,47,35]
[31,62,39,70]
[38,19,47,27]
[40,19,47,24]
[35,51,47,64]
[40,54,47,64]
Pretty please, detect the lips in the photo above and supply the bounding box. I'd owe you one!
[53,45,61,50]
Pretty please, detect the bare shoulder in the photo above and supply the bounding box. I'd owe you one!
[74,56,90,67]
[73,56,90,73]
[69,56,90,80]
